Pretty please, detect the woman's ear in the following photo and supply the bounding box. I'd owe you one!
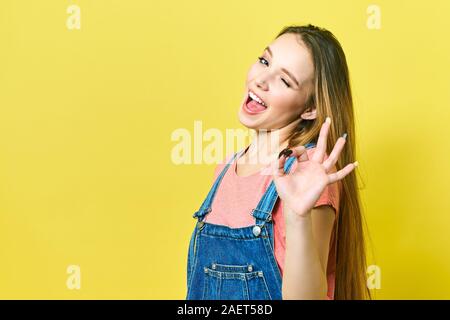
[300,105,317,120]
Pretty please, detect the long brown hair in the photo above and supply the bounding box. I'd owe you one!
[276,24,372,300]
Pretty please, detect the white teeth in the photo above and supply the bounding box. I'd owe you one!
[249,91,267,107]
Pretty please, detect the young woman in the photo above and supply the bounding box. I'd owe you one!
[186,24,371,300]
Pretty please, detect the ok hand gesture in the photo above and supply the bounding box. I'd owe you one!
[270,117,358,218]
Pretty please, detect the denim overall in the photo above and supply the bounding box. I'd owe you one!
[186,142,316,300]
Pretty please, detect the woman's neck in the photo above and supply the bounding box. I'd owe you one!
[242,120,300,166]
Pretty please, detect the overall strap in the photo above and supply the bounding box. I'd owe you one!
[192,150,244,221]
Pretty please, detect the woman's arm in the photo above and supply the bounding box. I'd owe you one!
[282,204,335,300]
[270,117,356,299]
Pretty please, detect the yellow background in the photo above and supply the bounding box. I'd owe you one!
[1,0,449,299]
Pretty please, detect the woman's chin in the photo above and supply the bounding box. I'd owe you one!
[238,108,261,129]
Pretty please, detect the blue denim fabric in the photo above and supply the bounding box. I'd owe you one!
[186,142,316,300]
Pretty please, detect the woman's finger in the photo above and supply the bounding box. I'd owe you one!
[327,161,358,184]
[288,145,307,161]
[312,117,331,163]
[323,134,347,172]
[272,149,290,178]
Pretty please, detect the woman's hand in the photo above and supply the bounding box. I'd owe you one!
[270,117,358,219]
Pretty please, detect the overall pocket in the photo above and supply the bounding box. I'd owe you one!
[202,262,272,300]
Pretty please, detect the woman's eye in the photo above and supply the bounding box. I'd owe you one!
[257,56,268,66]
[281,78,290,87]
[257,56,290,88]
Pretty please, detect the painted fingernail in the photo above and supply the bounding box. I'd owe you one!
[285,149,293,157]
[354,161,359,167]
[325,117,331,124]
[278,149,287,159]
[342,133,348,140]
[278,148,293,159]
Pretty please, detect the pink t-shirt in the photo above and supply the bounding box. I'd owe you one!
[203,147,340,300]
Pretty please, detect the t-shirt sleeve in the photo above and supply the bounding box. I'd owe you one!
[314,179,340,215]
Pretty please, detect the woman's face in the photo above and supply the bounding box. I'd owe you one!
[238,33,316,131]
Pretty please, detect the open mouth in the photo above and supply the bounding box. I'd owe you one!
[243,92,268,114]
[248,91,268,107]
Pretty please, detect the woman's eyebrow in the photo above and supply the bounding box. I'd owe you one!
[264,46,300,87]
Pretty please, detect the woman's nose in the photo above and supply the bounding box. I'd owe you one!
[256,78,268,90]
